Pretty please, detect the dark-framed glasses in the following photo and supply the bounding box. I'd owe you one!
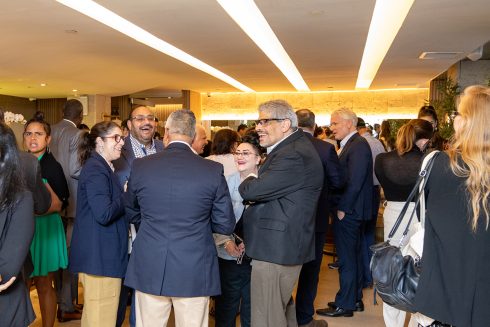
[102,134,125,143]
[131,115,156,123]
[254,118,285,126]
[233,151,258,158]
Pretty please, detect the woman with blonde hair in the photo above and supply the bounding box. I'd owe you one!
[414,85,490,327]
[374,118,434,327]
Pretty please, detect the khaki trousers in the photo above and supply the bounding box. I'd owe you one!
[79,273,121,327]
[135,290,209,327]
[250,260,302,327]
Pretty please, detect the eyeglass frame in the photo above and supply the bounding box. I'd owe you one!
[101,134,125,143]
[254,118,286,126]
[131,115,156,123]
[233,150,259,158]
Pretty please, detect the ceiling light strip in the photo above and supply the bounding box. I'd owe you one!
[355,0,415,89]
[217,0,310,92]
[56,0,254,92]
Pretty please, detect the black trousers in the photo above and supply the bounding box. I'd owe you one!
[295,231,327,325]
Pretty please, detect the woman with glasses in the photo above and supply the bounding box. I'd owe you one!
[414,86,490,327]
[214,131,265,327]
[69,121,127,326]
[23,112,69,327]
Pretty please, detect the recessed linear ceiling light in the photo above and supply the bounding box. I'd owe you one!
[419,52,464,60]
[355,0,415,90]
[217,0,310,92]
[56,0,254,93]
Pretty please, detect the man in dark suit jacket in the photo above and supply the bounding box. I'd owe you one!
[295,109,344,327]
[112,105,163,327]
[49,99,84,321]
[124,109,235,327]
[316,108,373,318]
[239,100,323,327]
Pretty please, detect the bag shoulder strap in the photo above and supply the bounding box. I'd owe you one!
[417,150,440,226]
[387,151,440,243]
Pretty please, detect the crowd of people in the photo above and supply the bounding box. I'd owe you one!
[0,85,489,327]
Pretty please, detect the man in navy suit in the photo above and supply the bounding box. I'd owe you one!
[239,100,323,327]
[295,109,344,327]
[124,109,235,327]
[316,108,373,318]
[113,105,164,327]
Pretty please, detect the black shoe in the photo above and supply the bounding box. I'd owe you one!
[327,300,364,312]
[57,307,82,322]
[327,262,339,269]
[316,306,353,317]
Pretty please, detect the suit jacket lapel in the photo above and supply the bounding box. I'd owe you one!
[258,130,302,174]
[338,133,358,160]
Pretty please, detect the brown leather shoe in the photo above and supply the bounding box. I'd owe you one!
[57,307,82,322]
[299,318,328,327]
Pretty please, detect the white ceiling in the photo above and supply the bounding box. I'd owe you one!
[1,0,489,99]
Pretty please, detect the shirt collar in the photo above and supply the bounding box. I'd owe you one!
[340,130,357,149]
[267,128,298,154]
[63,119,77,128]
[169,140,193,151]
[129,134,156,150]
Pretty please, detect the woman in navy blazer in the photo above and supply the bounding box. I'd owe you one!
[69,121,127,327]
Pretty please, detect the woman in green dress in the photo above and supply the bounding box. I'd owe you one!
[23,112,69,327]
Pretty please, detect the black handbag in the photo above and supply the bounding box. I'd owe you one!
[370,151,439,313]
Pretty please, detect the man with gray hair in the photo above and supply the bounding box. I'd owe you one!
[239,100,323,327]
[124,109,235,327]
[295,109,344,327]
[316,108,373,318]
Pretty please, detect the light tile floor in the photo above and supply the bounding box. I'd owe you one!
[29,255,385,327]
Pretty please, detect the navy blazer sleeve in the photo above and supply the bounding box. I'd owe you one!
[321,141,344,191]
[125,172,141,225]
[84,161,125,226]
[239,150,304,202]
[338,140,372,214]
[211,168,236,235]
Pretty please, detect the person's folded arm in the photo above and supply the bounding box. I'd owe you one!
[239,151,304,202]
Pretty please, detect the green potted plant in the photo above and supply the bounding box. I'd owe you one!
[429,77,460,140]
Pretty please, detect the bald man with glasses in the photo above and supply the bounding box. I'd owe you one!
[113,105,164,327]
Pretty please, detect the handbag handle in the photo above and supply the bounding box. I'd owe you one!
[387,151,440,244]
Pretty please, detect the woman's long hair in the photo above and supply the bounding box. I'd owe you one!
[0,122,24,211]
[448,85,490,231]
[395,119,434,155]
[78,121,119,166]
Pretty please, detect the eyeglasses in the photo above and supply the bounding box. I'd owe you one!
[449,111,460,120]
[254,118,285,126]
[233,151,258,158]
[23,131,46,138]
[102,134,125,143]
[131,115,156,123]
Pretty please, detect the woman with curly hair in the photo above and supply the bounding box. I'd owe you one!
[214,131,265,327]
